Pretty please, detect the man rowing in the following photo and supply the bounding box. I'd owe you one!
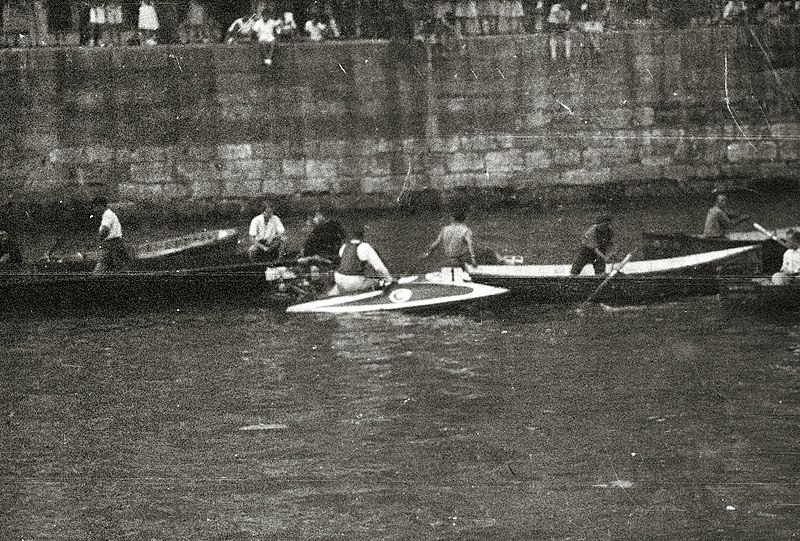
[92,197,129,274]
[333,226,393,295]
[703,194,750,238]
[300,208,347,263]
[570,215,614,275]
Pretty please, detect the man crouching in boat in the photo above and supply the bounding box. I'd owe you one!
[703,194,750,238]
[570,215,614,275]
[92,197,129,274]
[771,230,800,285]
[248,200,286,262]
[333,226,393,295]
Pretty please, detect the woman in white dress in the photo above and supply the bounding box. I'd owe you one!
[138,0,160,45]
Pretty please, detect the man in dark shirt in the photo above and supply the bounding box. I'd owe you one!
[301,209,347,263]
[0,230,23,269]
[570,215,614,275]
[703,194,749,238]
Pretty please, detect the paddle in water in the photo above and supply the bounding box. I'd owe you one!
[576,253,633,314]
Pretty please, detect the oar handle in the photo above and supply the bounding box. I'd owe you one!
[577,252,633,311]
[753,223,790,248]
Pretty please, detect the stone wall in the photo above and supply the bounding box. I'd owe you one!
[1,25,798,218]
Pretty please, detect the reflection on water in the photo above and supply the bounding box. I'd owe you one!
[2,196,800,539]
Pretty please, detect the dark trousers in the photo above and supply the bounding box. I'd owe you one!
[570,246,605,275]
[94,238,130,274]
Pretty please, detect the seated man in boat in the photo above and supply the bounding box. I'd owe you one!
[300,208,347,264]
[248,200,286,262]
[703,194,750,238]
[92,197,129,274]
[0,230,23,270]
[421,209,477,268]
[771,230,800,285]
[570,215,614,275]
[333,226,393,295]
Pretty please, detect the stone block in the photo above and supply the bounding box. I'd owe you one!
[593,108,632,129]
[262,175,295,195]
[222,177,263,197]
[446,152,484,173]
[190,179,221,198]
[282,159,306,179]
[434,173,476,190]
[726,141,777,162]
[486,150,524,173]
[524,150,552,169]
[662,165,698,182]
[525,110,549,129]
[306,159,338,180]
[609,164,663,183]
[360,176,394,194]
[561,168,611,185]
[582,147,635,167]
[780,142,800,161]
[460,135,494,151]
[641,155,674,167]
[217,143,253,161]
[130,162,173,184]
[297,175,332,193]
[633,107,654,128]
[552,149,582,167]
[514,169,561,188]
[119,182,188,201]
[770,123,800,139]
[363,155,392,177]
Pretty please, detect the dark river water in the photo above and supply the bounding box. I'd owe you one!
[2,194,799,540]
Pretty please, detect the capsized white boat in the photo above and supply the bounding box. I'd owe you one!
[286,275,507,314]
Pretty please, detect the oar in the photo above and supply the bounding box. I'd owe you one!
[576,253,633,313]
[753,223,790,248]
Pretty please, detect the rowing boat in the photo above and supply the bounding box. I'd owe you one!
[37,228,241,273]
[467,245,760,304]
[286,276,507,314]
[720,277,800,312]
[0,257,335,311]
[640,226,799,274]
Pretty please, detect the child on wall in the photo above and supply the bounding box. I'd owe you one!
[105,2,123,45]
[88,2,106,46]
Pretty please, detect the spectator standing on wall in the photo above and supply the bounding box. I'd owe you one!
[479,0,499,34]
[105,2,123,45]
[509,0,525,33]
[138,0,159,45]
[277,9,297,39]
[576,0,605,54]
[304,6,327,41]
[46,0,72,46]
[722,0,747,23]
[88,2,106,46]
[3,0,32,47]
[323,2,340,38]
[454,0,479,36]
[185,0,207,43]
[547,2,571,62]
[251,9,280,65]
[225,11,257,43]
[532,0,545,32]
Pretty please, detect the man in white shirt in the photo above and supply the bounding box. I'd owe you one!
[772,230,800,285]
[333,226,393,294]
[251,11,281,65]
[92,196,129,273]
[248,200,286,262]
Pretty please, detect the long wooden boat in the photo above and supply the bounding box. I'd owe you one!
[37,228,241,273]
[720,277,800,312]
[0,257,335,312]
[286,276,507,314]
[640,226,798,274]
[467,245,761,304]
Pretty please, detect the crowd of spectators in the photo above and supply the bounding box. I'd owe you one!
[1,1,799,49]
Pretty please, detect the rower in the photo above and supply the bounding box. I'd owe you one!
[570,215,614,275]
[92,197,129,274]
[0,229,23,270]
[333,226,393,295]
[300,207,347,264]
[247,200,286,262]
[771,230,800,285]
[703,194,750,238]
[421,209,477,268]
